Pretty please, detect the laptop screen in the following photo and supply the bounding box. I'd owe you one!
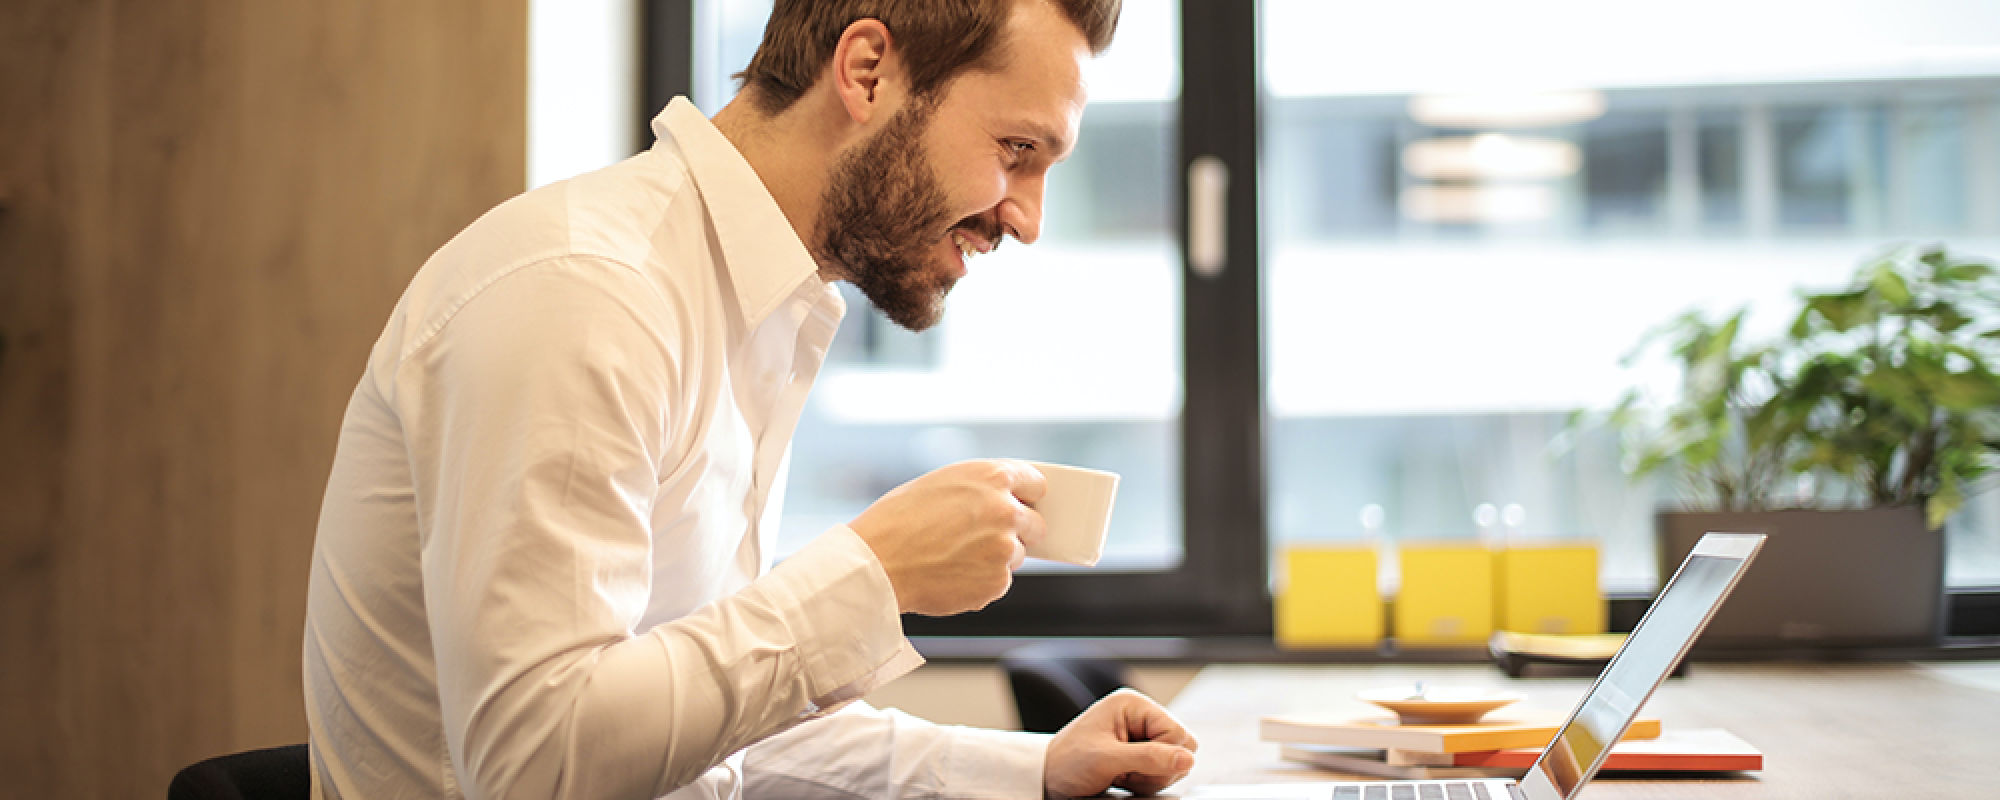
[1525,533,1763,799]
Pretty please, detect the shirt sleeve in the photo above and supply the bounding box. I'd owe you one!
[396,256,922,800]
[743,702,1050,800]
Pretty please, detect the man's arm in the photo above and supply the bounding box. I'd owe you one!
[401,257,917,800]
[399,255,1177,800]
[742,688,1196,799]
[744,702,1049,799]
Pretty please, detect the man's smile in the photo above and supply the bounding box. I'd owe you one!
[951,229,994,259]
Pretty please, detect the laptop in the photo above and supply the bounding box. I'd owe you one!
[1178,532,1765,800]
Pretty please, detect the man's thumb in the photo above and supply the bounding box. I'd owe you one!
[1129,742,1194,774]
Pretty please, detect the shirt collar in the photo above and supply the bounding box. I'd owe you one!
[653,96,825,328]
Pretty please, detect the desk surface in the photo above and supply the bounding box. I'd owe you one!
[1165,661,2000,799]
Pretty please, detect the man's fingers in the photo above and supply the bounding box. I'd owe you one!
[999,458,1049,505]
[1007,535,1027,571]
[1045,690,1198,799]
[988,459,1047,550]
[1110,742,1195,794]
[1147,724,1197,750]
[1152,743,1195,774]
[1014,502,1047,549]
[1112,690,1196,749]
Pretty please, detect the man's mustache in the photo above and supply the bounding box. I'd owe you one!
[951,216,1006,252]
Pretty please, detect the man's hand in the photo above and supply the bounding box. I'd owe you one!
[1044,689,1198,798]
[848,459,1047,616]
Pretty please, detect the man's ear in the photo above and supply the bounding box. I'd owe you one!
[830,18,897,125]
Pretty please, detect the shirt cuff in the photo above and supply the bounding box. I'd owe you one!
[759,524,924,713]
[942,726,1051,800]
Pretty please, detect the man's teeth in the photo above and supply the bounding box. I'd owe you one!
[953,232,977,258]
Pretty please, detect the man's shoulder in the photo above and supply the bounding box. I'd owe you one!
[376,151,719,362]
[431,149,710,286]
[527,148,702,264]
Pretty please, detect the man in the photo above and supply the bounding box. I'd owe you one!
[302,1,1196,799]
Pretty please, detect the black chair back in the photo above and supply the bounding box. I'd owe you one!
[168,743,310,800]
[999,641,1130,734]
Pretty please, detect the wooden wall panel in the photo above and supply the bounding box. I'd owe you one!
[0,1,525,797]
[66,6,246,795]
[225,0,528,751]
[1,5,109,797]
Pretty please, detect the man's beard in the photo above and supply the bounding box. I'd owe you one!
[812,96,1001,332]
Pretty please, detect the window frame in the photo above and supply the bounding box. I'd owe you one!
[644,0,1274,636]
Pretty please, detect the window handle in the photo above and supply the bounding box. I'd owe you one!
[1188,155,1229,278]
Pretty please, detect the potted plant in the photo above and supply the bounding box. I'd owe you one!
[1602,244,2000,648]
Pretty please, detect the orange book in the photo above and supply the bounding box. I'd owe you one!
[1280,728,1761,779]
[1260,710,1661,754]
[1449,728,1761,770]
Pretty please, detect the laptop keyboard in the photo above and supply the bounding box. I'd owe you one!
[1330,782,1491,800]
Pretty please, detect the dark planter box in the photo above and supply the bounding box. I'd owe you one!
[1657,507,1943,651]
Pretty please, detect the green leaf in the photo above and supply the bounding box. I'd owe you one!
[1933,370,2000,411]
[1940,260,1996,284]
[1856,373,1927,427]
[1919,248,1950,271]
[1801,290,1875,333]
[1918,302,1972,334]
[1928,472,1962,531]
[1870,264,1914,308]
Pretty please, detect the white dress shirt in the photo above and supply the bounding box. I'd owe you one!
[303,97,1047,800]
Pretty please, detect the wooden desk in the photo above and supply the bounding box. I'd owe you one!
[1166,662,2000,798]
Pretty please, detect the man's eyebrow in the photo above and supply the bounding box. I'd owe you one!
[1020,120,1073,162]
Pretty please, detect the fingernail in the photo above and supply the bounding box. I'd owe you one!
[1175,750,1194,771]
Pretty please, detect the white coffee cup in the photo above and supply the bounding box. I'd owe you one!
[1023,462,1120,567]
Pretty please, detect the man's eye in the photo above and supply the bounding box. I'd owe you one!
[1005,140,1035,157]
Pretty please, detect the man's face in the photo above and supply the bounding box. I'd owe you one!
[814,0,1090,331]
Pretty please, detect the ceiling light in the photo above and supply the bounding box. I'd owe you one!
[1409,90,1606,129]
[1402,134,1582,181]
[1400,184,1559,224]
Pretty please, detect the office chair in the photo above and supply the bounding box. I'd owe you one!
[999,641,1131,734]
[168,743,310,800]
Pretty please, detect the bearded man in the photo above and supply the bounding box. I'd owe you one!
[300,1,1197,799]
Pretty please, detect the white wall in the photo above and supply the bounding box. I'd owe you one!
[529,0,638,188]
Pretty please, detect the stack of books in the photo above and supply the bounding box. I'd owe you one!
[1261,711,1761,780]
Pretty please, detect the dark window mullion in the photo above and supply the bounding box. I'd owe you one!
[641,0,694,149]
[1177,0,1268,635]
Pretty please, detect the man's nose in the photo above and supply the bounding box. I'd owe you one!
[998,172,1046,246]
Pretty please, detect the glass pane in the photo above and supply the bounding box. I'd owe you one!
[1895,101,1970,234]
[1581,111,1668,233]
[694,0,1186,570]
[1697,111,1743,232]
[1775,105,1882,233]
[1259,0,2000,591]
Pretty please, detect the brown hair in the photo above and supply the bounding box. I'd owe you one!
[737,0,1121,114]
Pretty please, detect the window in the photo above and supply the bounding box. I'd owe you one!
[680,1,1184,572]
[624,0,2000,636]
[645,0,1268,635]
[1259,1,2000,592]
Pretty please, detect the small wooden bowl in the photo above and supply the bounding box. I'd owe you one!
[1356,686,1525,725]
